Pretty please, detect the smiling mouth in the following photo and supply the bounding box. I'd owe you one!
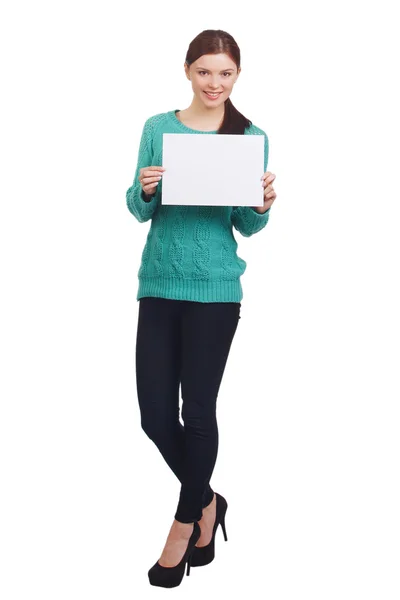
[204,91,222,97]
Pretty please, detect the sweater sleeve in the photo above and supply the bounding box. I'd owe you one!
[231,131,270,237]
[126,117,160,223]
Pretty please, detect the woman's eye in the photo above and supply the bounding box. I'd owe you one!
[199,71,231,76]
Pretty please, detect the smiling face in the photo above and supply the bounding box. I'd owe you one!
[184,53,240,107]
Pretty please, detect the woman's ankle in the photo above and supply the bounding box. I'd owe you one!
[201,493,216,516]
[203,491,216,511]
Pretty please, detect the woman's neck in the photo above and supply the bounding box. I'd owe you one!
[179,97,225,129]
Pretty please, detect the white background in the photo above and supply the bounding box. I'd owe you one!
[1,1,399,598]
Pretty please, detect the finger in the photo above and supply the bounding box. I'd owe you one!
[141,169,165,180]
[262,173,276,183]
[142,175,162,184]
[144,181,160,192]
[140,166,166,176]
[264,186,275,195]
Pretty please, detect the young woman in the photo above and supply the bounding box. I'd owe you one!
[126,29,277,588]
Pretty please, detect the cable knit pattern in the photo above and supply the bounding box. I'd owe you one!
[169,205,188,278]
[193,206,213,279]
[220,207,240,280]
[153,210,166,277]
[125,110,271,303]
[138,231,151,278]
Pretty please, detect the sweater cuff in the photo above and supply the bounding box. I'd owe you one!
[252,207,270,216]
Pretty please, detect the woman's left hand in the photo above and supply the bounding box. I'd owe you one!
[253,172,277,214]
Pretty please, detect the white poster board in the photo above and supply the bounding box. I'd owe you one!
[161,133,265,206]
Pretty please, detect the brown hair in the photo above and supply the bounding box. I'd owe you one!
[184,29,252,135]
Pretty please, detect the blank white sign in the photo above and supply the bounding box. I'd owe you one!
[161,133,265,206]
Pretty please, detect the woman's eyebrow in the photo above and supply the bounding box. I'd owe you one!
[196,67,235,72]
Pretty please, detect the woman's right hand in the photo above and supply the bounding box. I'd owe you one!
[138,166,166,196]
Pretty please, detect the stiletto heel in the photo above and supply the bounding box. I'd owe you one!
[186,553,192,576]
[220,514,228,541]
[148,521,200,588]
[190,492,228,567]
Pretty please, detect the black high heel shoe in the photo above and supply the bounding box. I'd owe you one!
[190,492,228,567]
[148,521,201,588]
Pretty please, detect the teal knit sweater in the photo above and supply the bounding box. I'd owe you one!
[126,109,271,303]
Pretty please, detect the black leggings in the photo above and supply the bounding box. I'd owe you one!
[135,297,241,523]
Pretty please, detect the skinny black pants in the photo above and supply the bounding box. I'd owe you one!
[135,297,241,523]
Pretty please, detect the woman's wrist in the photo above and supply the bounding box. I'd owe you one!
[141,189,155,202]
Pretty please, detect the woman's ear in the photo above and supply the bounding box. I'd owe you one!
[184,63,191,81]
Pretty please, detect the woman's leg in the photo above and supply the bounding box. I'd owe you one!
[174,301,241,523]
[135,297,214,509]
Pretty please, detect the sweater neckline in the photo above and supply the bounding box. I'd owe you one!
[169,110,219,134]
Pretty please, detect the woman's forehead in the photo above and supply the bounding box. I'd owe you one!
[193,54,237,70]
